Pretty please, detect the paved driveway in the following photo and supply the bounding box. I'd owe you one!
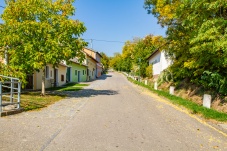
[0,72,226,151]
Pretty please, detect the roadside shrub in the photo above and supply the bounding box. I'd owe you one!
[201,71,227,95]
[157,69,173,86]
[145,64,153,78]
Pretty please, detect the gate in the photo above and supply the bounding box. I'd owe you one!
[0,75,21,116]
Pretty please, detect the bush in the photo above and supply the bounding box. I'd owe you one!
[145,64,153,78]
[201,71,227,95]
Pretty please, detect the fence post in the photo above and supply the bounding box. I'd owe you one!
[17,82,21,109]
[154,82,158,90]
[203,94,211,109]
[10,79,14,103]
[169,86,175,95]
[0,82,2,113]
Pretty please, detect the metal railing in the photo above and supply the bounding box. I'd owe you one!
[0,75,21,113]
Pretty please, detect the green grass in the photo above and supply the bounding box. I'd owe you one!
[47,83,89,91]
[20,92,66,111]
[128,77,227,122]
[20,83,89,111]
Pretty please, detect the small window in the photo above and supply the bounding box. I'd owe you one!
[83,70,84,75]
[75,70,77,75]
[45,66,49,78]
[61,75,64,81]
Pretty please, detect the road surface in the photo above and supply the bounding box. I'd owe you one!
[0,72,226,151]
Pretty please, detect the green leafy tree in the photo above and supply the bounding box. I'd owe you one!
[0,0,87,95]
[144,0,227,95]
[100,52,110,73]
[111,35,164,77]
[133,35,164,77]
[110,53,123,71]
[145,64,153,78]
[121,41,135,72]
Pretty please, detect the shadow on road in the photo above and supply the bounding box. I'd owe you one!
[95,74,112,81]
[50,89,118,98]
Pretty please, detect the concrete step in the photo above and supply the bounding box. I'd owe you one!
[0,108,23,117]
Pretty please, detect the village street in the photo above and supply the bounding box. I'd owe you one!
[0,72,227,151]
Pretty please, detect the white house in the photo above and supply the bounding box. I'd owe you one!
[147,49,171,77]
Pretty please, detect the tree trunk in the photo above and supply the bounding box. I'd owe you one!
[41,68,45,96]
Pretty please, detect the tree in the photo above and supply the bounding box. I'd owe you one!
[146,64,153,78]
[110,53,122,71]
[100,52,109,73]
[110,35,164,77]
[132,35,164,77]
[144,0,227,95]
[0,0,87,95]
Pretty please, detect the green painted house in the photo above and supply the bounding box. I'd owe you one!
[66,58,88,83]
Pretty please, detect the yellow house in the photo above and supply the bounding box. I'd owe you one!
[85,52,98,81]
[83,48,103,78]
[0,53,68,90]
[30,63,68,90]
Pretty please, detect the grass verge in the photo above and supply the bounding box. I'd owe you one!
[128,77,227,122]
[20,92,66,111]
[47,83,89,91]
[21,83,89,111]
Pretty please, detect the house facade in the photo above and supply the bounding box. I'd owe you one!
[67,57,88,83]
[1,47,103,89]
[148,49,171,77]
[83,48,103,78]
[31,63,68,90]
[86,53,98,81]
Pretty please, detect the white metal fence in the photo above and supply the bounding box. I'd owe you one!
[0,75,21,114]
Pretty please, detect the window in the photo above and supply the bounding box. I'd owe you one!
[45,66,49,78]
[75,70,77,75]
[61,75,64,81]
[83,70,84,75]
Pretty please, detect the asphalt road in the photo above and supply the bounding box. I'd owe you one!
[0,72,227,151]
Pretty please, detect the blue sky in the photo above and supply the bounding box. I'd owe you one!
[0,0,166,57]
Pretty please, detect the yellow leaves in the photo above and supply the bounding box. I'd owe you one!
[147,0,182,26]
[184,60,197,69]
[156,0,180,20]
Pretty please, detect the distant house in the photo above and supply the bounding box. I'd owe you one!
[147,49,171,78]
[85,52,99,81]
[83,48,103,78]
[66,56,88,83]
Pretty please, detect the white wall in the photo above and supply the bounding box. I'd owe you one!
[160,52,171,71]
[149,51,171,76]
[153,62,162,75]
